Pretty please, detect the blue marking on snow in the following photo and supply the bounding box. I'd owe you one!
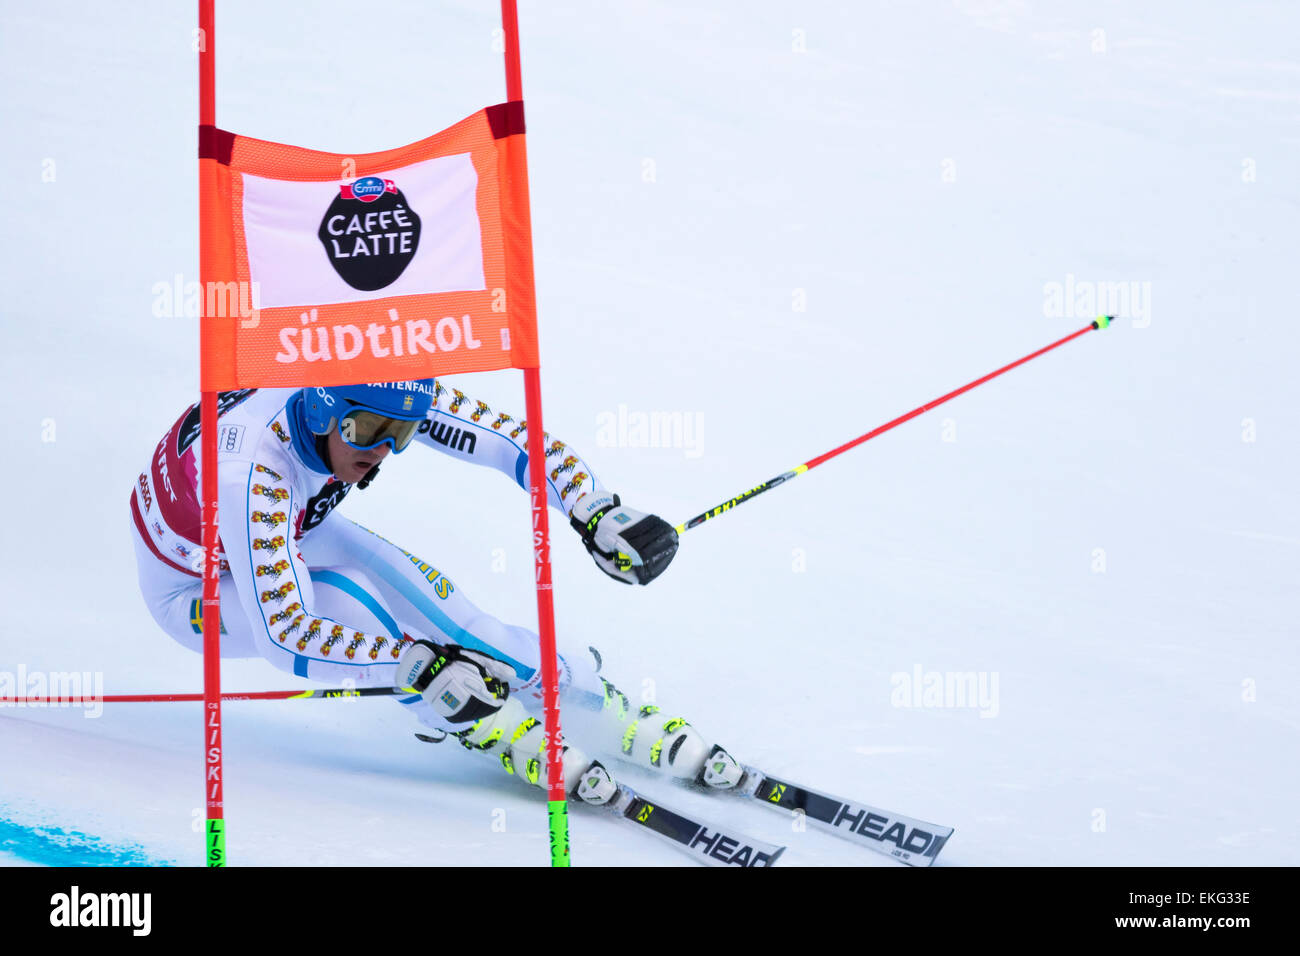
[0,815,173,867]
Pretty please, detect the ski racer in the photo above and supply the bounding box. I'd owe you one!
[129,380,744,804]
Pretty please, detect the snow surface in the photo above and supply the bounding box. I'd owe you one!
[1,0,1297,866]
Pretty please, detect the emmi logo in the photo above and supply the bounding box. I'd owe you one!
[50,885,151,936]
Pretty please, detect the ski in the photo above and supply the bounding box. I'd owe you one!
[713,754,953,866]
[415,734,784,867]
[597,783,785,868]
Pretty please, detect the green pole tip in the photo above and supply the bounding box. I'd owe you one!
[1093,315,1112,329]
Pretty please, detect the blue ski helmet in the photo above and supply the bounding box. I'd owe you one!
[302,380,435,454]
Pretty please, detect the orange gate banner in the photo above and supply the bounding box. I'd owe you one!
[198,101,536,389]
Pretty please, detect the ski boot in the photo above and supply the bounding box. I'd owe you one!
[583,676,747,789]
[452,695,618,805]
[697,743,749,791]
[573,760,619,806]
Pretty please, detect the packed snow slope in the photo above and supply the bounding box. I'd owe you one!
[1,0,1296,866]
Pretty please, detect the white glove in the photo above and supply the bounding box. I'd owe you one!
[569,492,679,585]
[396,640,515,727]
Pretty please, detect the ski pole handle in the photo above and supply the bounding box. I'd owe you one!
[675,467,804,534]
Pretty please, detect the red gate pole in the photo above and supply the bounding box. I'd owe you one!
[500,0,570,867]
[197,0,227,867]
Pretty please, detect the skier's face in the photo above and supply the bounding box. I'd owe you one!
[325,427,391,483]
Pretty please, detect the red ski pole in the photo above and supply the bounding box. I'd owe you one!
[676,317,1112,533]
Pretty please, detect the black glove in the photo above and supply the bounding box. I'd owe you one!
[569,492,679,585]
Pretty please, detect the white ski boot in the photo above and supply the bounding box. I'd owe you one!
[584,677,740,786]
[698,744,746,790]
[574,760,619,806]
[455,696,596,796]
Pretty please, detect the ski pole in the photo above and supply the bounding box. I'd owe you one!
[676,316,1112,534]
[0,686,409,705]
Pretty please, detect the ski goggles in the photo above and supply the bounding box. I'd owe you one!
[337,407,422,453]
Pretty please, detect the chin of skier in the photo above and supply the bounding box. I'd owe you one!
[129,379,744,806]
